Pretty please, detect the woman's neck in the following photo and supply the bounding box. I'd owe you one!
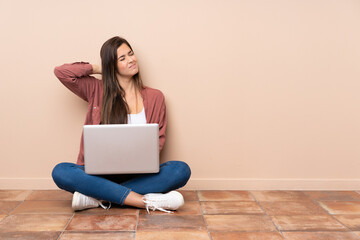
[117,75,142,114]
[117,75,136,95]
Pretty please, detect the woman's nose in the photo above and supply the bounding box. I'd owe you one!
[128,56,134,63]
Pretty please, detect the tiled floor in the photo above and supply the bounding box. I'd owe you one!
[0,190,360,239]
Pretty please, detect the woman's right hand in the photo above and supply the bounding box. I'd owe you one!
[92,64,102,74]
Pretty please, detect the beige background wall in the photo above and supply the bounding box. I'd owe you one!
[0,0,359,190]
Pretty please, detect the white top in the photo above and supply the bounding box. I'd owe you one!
[127,108,147,124]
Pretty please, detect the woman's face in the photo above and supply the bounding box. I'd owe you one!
[116,43,139,78]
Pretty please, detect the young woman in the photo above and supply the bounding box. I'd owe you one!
[52,36,191,213]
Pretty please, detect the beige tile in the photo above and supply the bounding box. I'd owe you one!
[140,201,202,215]
[0,231,60,240]
[251,191,310,202]
[0,201,22,214]
[211,232,284,240]
[11,200,73,214]
[271,215,347,231]
[201,201,264,215]
[0,190,32,201]
[178,190,198,201]
[135,231,210,240]
[26,190,73,201]
[0,214,71,232]
[137,215,206,231]
[305,191,360,201]
[319,201,360,214]
[260,201,328,215]
[197,191,253,201]
[60,231,134,240]
[66,215,137,231]
[76,206,139,215]
[333,215,360,230]
[205,215,276,232]
[282,231,359,240]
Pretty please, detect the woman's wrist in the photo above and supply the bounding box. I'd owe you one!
[92,64,102,74]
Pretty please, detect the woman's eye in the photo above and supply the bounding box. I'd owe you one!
[119,58,125,61]
[129,51,134,56]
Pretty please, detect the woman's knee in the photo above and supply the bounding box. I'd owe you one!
[52,162,70,180]
[167,161,191,185]
[51,162,78,190]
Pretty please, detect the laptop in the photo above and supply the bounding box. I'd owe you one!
[83,123,159,175]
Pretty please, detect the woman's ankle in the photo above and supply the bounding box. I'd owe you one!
[123,191,146,208]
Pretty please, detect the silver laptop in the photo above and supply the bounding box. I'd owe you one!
[83,124,159,175]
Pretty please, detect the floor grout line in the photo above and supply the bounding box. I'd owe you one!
[56,212,75,240]
[133,209,140,240]
[23,190,34,201]
[196,190,213,240]
[248,191,287,240]
[302,191,360,239]
[7,193,32,216]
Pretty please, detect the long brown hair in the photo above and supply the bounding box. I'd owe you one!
[100,36,144,124]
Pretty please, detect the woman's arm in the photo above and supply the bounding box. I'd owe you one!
[54,62,100,102]
[91,64,102,74]
[159,100,167,151]
[158,95,167,151]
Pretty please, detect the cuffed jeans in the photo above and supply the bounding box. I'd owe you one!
[52,161,191,205]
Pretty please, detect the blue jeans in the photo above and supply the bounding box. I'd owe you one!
[52,161,191,205]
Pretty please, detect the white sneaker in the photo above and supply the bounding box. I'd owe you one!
[72,192,111,211]
[143,191,184,213]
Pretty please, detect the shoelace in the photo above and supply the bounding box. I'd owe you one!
[99,201,111,210]
[143,199,173,214]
